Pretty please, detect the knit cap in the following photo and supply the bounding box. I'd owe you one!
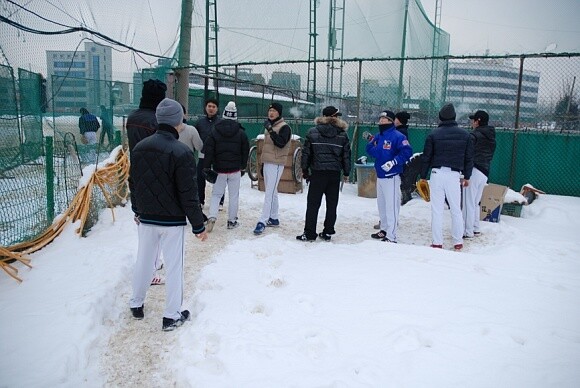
[439,103,456,121]
[223,101,238,120]
[155,98,183,127]
[140,79,167,109]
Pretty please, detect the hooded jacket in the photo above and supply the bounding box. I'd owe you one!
[129,123,205,233]
[202,120,250,173]
[471,124,496,177]
[301,116,351,176]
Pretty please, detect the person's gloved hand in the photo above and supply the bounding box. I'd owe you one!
[302,169,310,183]
[381,160,397,172]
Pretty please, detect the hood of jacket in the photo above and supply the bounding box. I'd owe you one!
[476,124,496,140]
[215,119,241,138]
[313,116,348,137]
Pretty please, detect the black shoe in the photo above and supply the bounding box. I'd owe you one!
[162,310,191,331]
[318,232,331,241]
[130,305,144,320]
[381,237,397,243]
[371,230,387,239]
[296,233,316,242]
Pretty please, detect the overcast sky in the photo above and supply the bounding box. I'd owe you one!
[421,0,580,54]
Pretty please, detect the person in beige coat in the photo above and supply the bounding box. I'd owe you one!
[253,103,292,235]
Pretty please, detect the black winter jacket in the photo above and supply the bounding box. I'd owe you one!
[127,108,157,153]
[202,119,250,173]
[195,115,221,145]
[129,124,205,233]
[420,120,474,180]
[396,124,409,139]
[471,124,496,177]
[301,116,351,176]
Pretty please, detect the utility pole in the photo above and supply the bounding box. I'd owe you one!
[397,0,410,110]
[428,0,443,122]
[176,0,193,110]
[325,0,346,99]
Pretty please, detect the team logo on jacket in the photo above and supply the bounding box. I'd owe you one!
[402,139,409,146]
[383,140,391,150]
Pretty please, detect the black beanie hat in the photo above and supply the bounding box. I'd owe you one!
[395,111,411,125]
[439,103,456,121]
[268,102,283,117]
[140,79,167,109]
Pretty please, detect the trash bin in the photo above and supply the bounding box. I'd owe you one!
[355,163,377,198]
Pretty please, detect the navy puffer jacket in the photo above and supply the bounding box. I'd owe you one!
[420,120,474,180]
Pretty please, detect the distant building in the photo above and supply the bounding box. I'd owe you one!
[221,68,265,93]
[268,71,301,94]
[46,42,112,113]
[446,59,540,126]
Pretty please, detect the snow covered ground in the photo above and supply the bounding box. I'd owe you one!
[1,179,579,387]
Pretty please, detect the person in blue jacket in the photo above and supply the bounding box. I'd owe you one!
[365,110,412,243]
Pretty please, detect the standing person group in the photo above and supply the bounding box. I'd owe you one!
[129,97,207,331]
[253,102,292,235]
[365,110,413,243]
[202,101,249,232]
[296,106,351,242]
[463,110,496,239]
[420,103,474,251]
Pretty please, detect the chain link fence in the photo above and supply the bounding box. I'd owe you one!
[1,53,579,247]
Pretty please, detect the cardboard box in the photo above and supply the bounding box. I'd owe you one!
[501,202,523,217]
[480,183,508,222]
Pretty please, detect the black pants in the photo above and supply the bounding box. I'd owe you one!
[197,158,207,205]
[197,158,224,206]
[304,170,341,239]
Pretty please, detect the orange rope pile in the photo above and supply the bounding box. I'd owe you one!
[0,148,130,282]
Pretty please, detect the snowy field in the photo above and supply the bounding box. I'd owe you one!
[1,178,579,387]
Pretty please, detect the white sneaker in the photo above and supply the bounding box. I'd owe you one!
[206,217,216,233]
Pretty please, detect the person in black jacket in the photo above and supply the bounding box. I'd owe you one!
[78,107,100,163]
[126,78,167,282]
[420,103,474,251]
[194,98,221,206]
[126,79,167,153]
[463,110,496,238]
[129,98,207,331]
[297,106,351,242]
[202,101,250,232]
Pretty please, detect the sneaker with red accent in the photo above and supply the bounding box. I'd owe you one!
[454,243,463,251]
[430,244,443,248]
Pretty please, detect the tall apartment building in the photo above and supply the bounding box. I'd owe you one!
[46,42,112,113]
[446,59,540,126]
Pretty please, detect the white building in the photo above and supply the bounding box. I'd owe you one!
[446,59,540,126]
[46,42,112,113]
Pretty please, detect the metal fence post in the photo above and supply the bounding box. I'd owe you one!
[509,56,525,188]
[45,136,55,222]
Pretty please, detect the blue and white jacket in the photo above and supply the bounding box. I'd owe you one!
[366,123,413,178]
